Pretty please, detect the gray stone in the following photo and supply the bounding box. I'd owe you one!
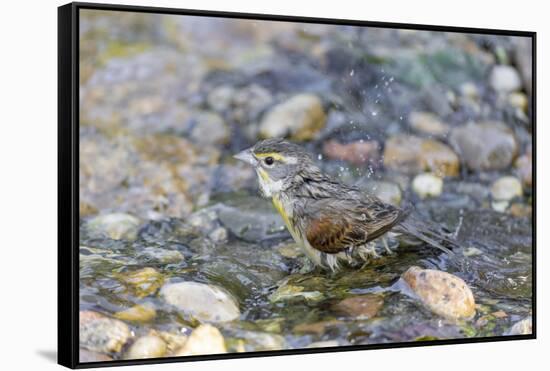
[86,213,141,241]
[79,311,131,354]
[449,122,518,171]
[161,281,240,323]
[489,65,522,93]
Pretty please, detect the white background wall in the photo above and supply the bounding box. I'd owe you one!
[0,0,545,369]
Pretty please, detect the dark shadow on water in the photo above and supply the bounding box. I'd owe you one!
[36,350,57,363]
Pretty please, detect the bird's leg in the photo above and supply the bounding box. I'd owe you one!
[382,236,394,255]
[358,242,380,262]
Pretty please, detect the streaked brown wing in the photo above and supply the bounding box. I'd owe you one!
[305,216,366,253]
[304,198,405,254]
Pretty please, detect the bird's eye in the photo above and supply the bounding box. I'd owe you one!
[264,156,275,166]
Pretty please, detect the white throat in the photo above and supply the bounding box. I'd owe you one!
[256,171,284,198]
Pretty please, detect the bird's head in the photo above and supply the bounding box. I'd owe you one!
[234,138,314,197]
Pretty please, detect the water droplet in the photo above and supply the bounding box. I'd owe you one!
[371,111,377,117]
[317,154,323,160]
[349,69,355,76]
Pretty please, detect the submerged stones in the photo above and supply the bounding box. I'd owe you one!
[383,135,459,177]
[332,294,384,319]
[160,281,240,323]
[402,266,476,320]
[116,267,165,298]
[269,280,324,303]
[114,304,157,323]
[259,94,326,140]
[80,311,131,354]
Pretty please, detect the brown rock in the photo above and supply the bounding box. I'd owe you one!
[509,203,532,218]
[323,139,380,166]
[409,111,450,137]
[332,294,384,318]
[402,266,476,320]
[515,147,532,188]
[114,304,156,323]
[259,94,326,141]
[293,319,343,336]
[116,267,164,298]
[383,135,459,177]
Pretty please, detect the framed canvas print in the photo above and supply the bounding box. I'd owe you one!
[58,2,536,368]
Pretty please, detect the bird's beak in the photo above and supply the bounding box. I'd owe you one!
[233,148,258,166]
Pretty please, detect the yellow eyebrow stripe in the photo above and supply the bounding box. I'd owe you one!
[255,152,287,162]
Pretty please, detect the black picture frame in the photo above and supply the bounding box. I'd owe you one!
[58,2,537,369]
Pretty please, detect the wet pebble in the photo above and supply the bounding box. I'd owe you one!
[237,331,286,351]
[383,135,459,177]
[259,93,326,141]
[322,139,380,165]
[157,331,189,354]
[160,281,240,322]
[332,294,384,319]
[86,213,141,241]
[293,319,343,336]
[449,122,518,171]
[269,283,324,303]
[114,304,156,323]
[124,332,167,359]
[412,173,443,199]
[306,340,340,348]
[402,266,476,320]
[490,176,523,201]
[79,348,113,362]
[506,317,532,335]
[508,92,528,112]
[515,147,532,188]
[489,65,522,93]
[174,324,227,355]
[188,111,230,146]
[80,311,131,353]
[408,111,450,137]
[116,267,165,298]
[509,203,532,218]
[138,247,184,264]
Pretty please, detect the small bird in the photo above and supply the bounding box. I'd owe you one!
[234,138,457,272]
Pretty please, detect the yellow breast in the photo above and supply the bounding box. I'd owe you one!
[272,195,297,237]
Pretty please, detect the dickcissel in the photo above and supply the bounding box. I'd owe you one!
[235,138,456,271]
